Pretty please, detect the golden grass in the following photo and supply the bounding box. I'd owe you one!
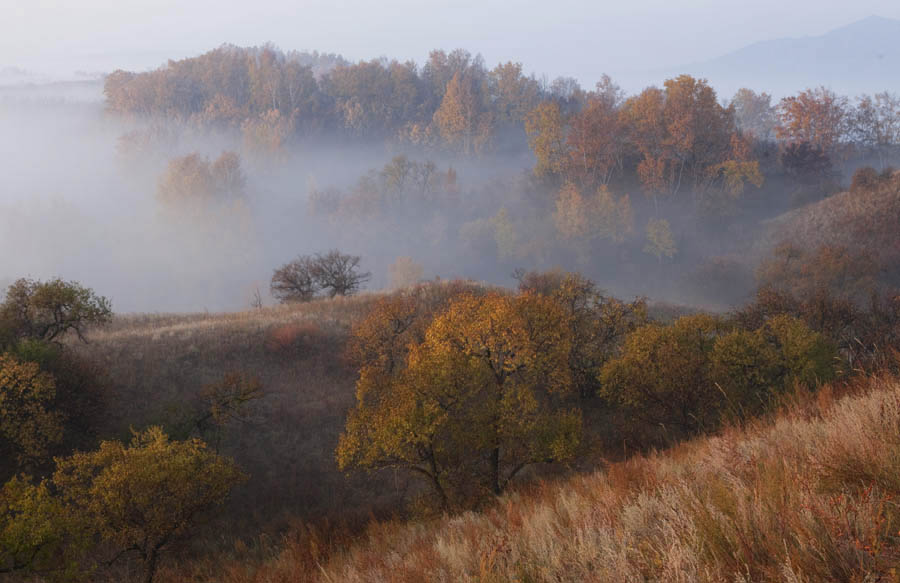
[178,375,900,582]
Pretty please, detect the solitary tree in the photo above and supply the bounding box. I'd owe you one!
[0,279,111,346]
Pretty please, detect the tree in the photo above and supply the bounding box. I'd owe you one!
[310,250,371,297]
[0,279,111,345]
[53,427,246,583]
[643,218,676,262]
[270,256,319,302]
[0,354,63,478]
[525,101,568,178]
[0,476,81,577]
[731,88,776,140]
[545,273,647,398]
[852,92,900,169]
[387,257,424,290]
[709,315,835,419]
[601,315,723,436]
[566,96,622,187]
[157,151,247,205]
[555,183,633,251]
[777,87,850,155]
[271,251,371,302]
[338,292,581,507]
[432,72,488,154]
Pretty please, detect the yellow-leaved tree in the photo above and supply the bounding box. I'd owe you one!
[338,292,581,508]
[53,427,246,583]
[0,354,63,474]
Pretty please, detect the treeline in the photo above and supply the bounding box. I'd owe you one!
[335,266,900,511]
[105,45,549,152]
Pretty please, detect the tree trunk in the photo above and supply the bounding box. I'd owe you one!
[491,447,502,495]
[144,550,158,583]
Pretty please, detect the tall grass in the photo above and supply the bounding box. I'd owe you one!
[170,375,900,582]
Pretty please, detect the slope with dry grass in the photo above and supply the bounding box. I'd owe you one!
[71,294,392,528]
[197,375,900,582]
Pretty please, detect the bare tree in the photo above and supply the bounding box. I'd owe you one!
[270,256,318,302]
[311,250,371,297]
[270,250,371,303]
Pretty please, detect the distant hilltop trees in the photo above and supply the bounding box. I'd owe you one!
[103,44,556,153]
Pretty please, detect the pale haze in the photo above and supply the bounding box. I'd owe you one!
[4,0,900,85]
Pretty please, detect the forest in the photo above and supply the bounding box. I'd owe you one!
[3,41,900,581]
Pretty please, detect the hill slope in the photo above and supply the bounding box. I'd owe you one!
[207,375,900,582]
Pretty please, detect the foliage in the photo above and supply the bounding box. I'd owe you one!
[601,314,836,436]
[643,218,677,262]
[0,278,112,345]
[338,292,581,507]
[53,427,246,583]
[776,86,850,155]
[387,256,424,290]
[0,476,81,578]
[524,101,567,178]
[157,151,246,205]
[0,354,64,476]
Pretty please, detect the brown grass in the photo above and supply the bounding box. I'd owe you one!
[170,374,900,582]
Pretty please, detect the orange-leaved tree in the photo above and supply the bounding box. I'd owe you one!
[338,292,581,508]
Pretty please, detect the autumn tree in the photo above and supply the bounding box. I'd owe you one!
[0,476,81,577]
[776,87,850,155]
[387,256,424,290]
[0,355,63,479]
[489,61,541,127]
[709,315,836,419]
[525,101,568,178]
[0,278,111,346]
[852,92,900,169]
[432,72,490,154]
[157,151,247,205]
[338,292,581,507]
[53,427,246,583]
[601,315,723,436]
[566,95,623,188]
[554,183,633,253]
[542,273,647,398]
[620,76,756,208]
[643,218,676,262]
[602,313,836,438]
[731,88,776,140]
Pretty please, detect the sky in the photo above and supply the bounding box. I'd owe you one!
[3,0,900,86]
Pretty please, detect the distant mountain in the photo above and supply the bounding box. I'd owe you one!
[673,16,900,98]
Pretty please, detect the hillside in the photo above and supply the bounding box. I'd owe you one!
[71,294,395,527]
[678,15,900,96]
[190,374,900,582]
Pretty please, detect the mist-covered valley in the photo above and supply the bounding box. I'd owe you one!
[6,26,900,583]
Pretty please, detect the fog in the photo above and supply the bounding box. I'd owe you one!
[0,81,545,312]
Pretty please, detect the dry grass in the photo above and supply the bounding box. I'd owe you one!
[180,375,900,582]
[70,292,397,534]
[762,173,900,255]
